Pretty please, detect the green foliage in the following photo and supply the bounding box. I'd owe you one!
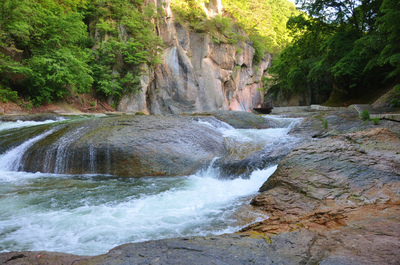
[269,0,400,101]
[390,98,400,107]
[390,84,400,107]
[171,1,246,47]
[372,117,379,125]
[0,0,93,105]
[323,119,328,129]
[375,0,400,79]
[222,0,299,54]
[0,0,164,105]
[268,14,334,95]
[0,85,18,102]
[172,0,207,28]
[359,110,370,121]
[171,0,299,64]
[91,0,164,102]
[23,48,93,105]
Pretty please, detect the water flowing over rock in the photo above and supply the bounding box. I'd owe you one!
[0,111,285,177]
[2,110,400,264]
[115,0,271,114]
[3,115,227,176]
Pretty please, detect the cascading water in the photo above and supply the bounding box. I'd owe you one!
[0,116,301,256]
[0,130,55,171]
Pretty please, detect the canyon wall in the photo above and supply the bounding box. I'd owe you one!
[116,0,271,114]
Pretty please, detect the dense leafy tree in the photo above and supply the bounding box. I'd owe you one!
[0,0,305,106]
[222,0,299,54]
[268,0,400,104]
[0,0,93,105]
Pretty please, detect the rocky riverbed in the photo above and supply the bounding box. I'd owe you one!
[1,108,400,264]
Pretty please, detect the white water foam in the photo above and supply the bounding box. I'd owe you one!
[197,117,235,133]
[0,166,277,255]
[262,115,302,129]
[0,116,299,256]
[0,130,54,171]
[0,119,63,132]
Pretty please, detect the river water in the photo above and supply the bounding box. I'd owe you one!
[0,116,300,256]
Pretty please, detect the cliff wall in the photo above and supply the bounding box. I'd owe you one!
[115,0,271,114]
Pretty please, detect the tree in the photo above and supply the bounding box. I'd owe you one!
[90,0,164,104]
[0,0,93,105]
[269,0,400,104]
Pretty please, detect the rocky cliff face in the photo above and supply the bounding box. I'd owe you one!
[116,0,271,114]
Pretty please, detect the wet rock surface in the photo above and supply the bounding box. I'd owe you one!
[1,111,280,177]
[289,108,400,138]
[244,110,400,264]
[192,110,278,129]
[2,109,400,264]
[4,115,227,177]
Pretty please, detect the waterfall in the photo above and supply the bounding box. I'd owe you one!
[47,127,87,174]
[0,120,101,175]
[0,129,54,171]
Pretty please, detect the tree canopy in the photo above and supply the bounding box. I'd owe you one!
[0,0,164,106]
[267,0,400,104]
[0,0,309,107]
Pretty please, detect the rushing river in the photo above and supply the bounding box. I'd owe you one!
[0,115,300,256]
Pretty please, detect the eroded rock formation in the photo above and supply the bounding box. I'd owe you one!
[116,0,271,114]
[243,122,400,264]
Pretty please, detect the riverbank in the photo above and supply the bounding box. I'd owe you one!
[0,96,115,116]
[1,108,399,264]
[245,109,400,264]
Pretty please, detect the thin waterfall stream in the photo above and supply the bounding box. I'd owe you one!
[0,115,301,256]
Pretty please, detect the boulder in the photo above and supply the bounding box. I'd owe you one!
[14,115,226,177]
[242,127,400,264]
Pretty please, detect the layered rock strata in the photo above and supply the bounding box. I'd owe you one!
[243,120,400,264]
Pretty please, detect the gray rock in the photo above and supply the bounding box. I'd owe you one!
[9,115,227,177]
[115,0,271,114]
[244,125,400,264]
[192,110,277,129]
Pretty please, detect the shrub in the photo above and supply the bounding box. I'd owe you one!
[390,98,400,107]
[372,117,379,125]
[359,110,370,121]
[0,86,19,103]
[390,85,400,107]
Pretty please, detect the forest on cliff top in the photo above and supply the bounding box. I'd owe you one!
[0,0,297,107]
[0,0,399,108]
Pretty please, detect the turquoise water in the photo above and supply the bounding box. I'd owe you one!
[0,116,299,255]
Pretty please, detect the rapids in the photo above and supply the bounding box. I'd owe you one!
[0,115,300,255]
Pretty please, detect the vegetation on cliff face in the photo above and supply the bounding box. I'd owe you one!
[90,0,164,104]
[0,0,166,107]
[222,0,299,55]
[0,0,299,107]
[171,0,299,63]
[267,0,400,105]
